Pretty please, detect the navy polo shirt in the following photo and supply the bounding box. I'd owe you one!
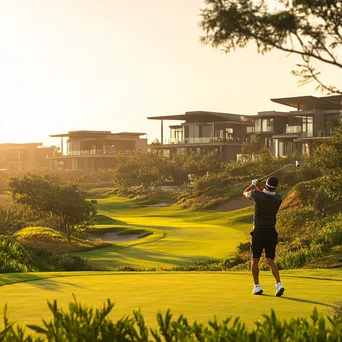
[251,189,282,228]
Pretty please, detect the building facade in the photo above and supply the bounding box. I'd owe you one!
[48,130,147,170]
[149,95,342,161]
[148,111,252,161]
[246,95,342,157]
[0,143,55,170]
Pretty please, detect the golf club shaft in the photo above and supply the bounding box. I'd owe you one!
[258,163,293,182]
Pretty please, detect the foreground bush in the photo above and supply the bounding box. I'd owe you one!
[1,298,341,341]
[0,236,91,273]
[0,236,34,272]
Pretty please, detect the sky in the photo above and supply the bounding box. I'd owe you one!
[0,0,340,147]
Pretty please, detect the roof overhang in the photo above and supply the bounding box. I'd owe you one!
[271,95,342,111]
[50,130,146,138]
[271,96,317,109]
[148,111,253,123]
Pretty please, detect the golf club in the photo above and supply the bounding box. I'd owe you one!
[258,161,300,182]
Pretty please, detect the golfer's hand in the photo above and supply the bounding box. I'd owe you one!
[251,179,259,186]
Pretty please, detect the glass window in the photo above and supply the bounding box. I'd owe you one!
[278,141,284,156]
[255,119,261,132]
[201,125,212,137]
[307,117,313,137]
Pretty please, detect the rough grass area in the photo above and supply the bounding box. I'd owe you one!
[0,270,341,329]
[15,227,111,253]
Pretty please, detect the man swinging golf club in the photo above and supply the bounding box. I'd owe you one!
[243,176,285,297]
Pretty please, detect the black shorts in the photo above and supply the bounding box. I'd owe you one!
[250,228,278,259]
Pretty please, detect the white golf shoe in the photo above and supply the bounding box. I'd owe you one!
[252,284,263,295]
[276,282,285,297]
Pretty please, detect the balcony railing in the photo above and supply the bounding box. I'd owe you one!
[166,137,243,144]
[67,150,117,156]
[247,126,274,133]
[285,125,302,134]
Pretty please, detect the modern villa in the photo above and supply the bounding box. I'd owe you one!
[148,111,252,161]
[0,143,55,170]
[246,95,342,157]
[149,95,342,160]
[48,130,148,170]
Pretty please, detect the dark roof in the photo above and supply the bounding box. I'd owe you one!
[50,130,146,138]
[256,111,289,117]
[271,95,342,110]
[113,132,146,136]
[148,111,252,124]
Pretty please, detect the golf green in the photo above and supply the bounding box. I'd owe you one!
[1,270,341,328]
[76,196,255,269]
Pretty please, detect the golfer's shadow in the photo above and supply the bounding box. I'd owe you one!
[262,294,337,308]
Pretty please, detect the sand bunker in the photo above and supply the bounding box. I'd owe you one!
[215,197,253,212]
[89,232,140,242]
[146,202,168,207]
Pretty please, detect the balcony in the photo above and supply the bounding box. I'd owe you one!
[285,125,302,134]
[247,126,274,133]
[67,149,116,156]
[166,137,243,144]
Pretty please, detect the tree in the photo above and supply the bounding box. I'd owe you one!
[9,174,97,243]
[200,0,342,93]
[312,115,342,199]
[113,150,168,188]
[241,134,263,157]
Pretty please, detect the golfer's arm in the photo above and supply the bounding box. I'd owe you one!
[243,185,254,199]
[255,184,263,192]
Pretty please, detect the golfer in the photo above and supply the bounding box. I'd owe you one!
[243,176,285,297]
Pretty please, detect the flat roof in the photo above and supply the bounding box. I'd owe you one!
[50,130,146,138]
[256,111,289,117]
[271,95,342,110]
[271,96,317,108]
[148,111,253,123]
[0,142,42,147]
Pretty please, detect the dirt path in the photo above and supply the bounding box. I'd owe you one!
[214,196,253,212]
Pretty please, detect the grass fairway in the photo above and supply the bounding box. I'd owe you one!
[77,196,255,269]
[0,270,341,329]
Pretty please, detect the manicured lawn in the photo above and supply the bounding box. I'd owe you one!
[1,197,341,332]
[0,270,341,329]
[76,196,255,269]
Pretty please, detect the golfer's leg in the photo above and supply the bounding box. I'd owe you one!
[265,233,280,283]
[252,258,260,285]
[266,258,280,283]
[251,234,263,285]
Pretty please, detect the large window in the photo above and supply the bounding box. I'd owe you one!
[254,119,261,133]
[201,125,212,138]
[262,118,274,132]
[171,127,183,143]
[68,141,81,155]
[299,116,313,137]
[278,141,285,157]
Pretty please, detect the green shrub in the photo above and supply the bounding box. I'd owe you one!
[28,247,90,272]
[0,236,34,273]
[1,298,342,341]
[316,214,342,246]
[277,245,323,270]
[277,205,321,241]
